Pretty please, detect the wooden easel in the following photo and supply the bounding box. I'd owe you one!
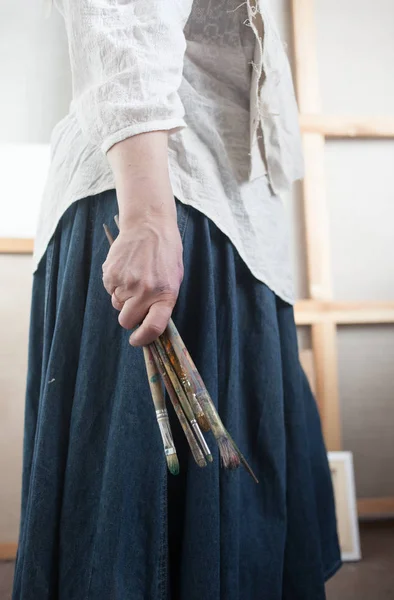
[292,0,394,518]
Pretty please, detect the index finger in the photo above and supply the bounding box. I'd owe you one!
[129,301,173,347]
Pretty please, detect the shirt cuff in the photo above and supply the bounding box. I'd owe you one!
[101,119,186,154]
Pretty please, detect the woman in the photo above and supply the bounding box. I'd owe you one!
[13,0,341,598]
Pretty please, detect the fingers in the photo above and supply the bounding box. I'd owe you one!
[102,267,116,296]
[118,297,148,331]
[111,292,124,311]
[101,226,182,345]
[129,301,173,347]
[113,284,178,342]
[102,256,136,298]
[115,293,176,346]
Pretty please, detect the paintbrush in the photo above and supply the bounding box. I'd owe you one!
[154,337,213,463]
[113,216,209,441]
[150,343,207,468]
[103,222,181,473]
[103,223,114,245]
[165,319,259,482]
[104,219,257,481]
[160,330,210,432]
[143,346,179,475]
[165,320,239,468]
[107,218,210,466]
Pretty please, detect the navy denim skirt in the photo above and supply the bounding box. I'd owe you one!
[13,190,341,599]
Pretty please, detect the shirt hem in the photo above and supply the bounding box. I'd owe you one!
[33,186,295,306]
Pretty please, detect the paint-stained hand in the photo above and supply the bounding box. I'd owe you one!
[102,213,183,346]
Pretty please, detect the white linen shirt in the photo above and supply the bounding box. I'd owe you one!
[35,0,303,304]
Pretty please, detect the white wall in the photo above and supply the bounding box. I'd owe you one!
[0,0,71,143]
[0,0,394,543]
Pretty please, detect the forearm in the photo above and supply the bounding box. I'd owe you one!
[103,132,183,346]
[107,132,176,229]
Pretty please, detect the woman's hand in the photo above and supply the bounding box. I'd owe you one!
[102,132,183,346]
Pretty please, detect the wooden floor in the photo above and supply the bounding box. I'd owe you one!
[326,520,394,600]
[1,521,394,599]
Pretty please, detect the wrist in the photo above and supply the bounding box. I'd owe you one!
[107,131,176,229]
[118,186,177,230]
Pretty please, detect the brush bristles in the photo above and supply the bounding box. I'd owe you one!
[166,453,180,476]
[239,455,259,483]
[197,413,211,432]
[225,432,259,483]
[217,436,241,470]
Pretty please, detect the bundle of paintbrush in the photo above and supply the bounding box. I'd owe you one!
[104,219,258,483]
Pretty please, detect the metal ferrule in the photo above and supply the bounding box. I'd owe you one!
[155,409,176,453]
[191,422,211,457]
[164,447,176,456]
[156,409,169,419]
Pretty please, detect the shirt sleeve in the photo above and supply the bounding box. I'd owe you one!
[55,0,193,153]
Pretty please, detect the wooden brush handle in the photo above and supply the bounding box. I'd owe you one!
[159,330,208,428]
[143,346,177,461]
[150,343,207,468]
[143,346,166,412]
[166,320,207,394]
[154,337,196,423]
[165,321,223,432]
[155,337,212,461]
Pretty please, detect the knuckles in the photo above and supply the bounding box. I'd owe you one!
[102,268,181,302]
[139,279,179,300]
[101,262,117,294]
